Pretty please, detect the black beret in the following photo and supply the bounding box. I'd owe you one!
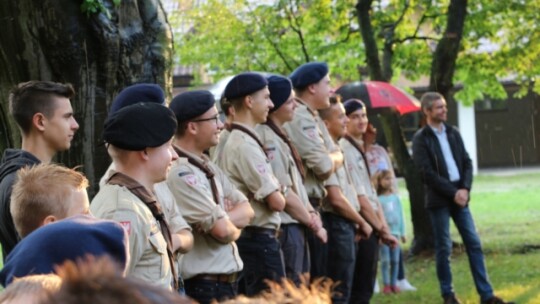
[343,99,366,116]
[109,83,165,116]
[267,75,293,112]
[223,72,268,100]
[103,103,177,151]
[289,62,329,89]
[170,90,215,123]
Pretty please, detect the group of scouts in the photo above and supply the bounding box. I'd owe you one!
[0,62,400,304]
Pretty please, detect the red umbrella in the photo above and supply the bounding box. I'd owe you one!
[336,81,421,115]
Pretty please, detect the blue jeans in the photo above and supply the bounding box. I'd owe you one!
[429,205,494,301]
[323,212,357,304]
[380,243,400,286]
[236,229,285,296]
[350,232,379,304]
[184,278,237,304]
[278,224,310,286]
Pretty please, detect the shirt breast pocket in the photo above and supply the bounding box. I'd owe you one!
[148,232,168,278]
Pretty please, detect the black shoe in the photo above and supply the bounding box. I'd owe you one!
[443,295,462,304]
[481,296,515,304]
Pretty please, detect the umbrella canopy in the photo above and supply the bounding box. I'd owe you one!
[336,81,421,115]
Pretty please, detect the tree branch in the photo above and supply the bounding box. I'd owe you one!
[395,35,439,44]
[245,3,295,71]
[284,0,310,63]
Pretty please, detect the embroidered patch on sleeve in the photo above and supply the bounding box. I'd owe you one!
[256,163,267,175]
[303,125,317,139]
[184,174,198,186]
[119,221,131,235]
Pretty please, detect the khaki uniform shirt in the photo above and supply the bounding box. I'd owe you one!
[283,99,333,199]
[256,124,310,225]
[322,141,360,214]
[167,150,245,279]
[339,138,379,211]
[217,123,281,229]
[91,184,173,289]
[99,164,190,234]
[210,128,231,163]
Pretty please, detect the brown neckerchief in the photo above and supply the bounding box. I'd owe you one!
[223,122,232,132]
[106,172,179,290]
[173,146,220,205]
[294,97,317,117]
[344,134,372,177]
[230,123,267,157]
[264,119,306,182]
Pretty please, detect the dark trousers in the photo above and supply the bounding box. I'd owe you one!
[278,223,310,286]
[307,197,327,280]
[323,212,357,304]
[350,233,380,304]
[236,228,285,296]
[184,278,237,304]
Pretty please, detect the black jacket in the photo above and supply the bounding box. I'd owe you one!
[412,123,473,209]
[0,149,40,260]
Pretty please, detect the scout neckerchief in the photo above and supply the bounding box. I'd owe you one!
[173,145,220,205]
[106,172,179,290]
[264,119,306,182]
[344,134,372,177]
[230,123,267,157]
[294,97,317,117]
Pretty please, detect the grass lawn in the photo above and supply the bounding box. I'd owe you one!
[373,171,540,304]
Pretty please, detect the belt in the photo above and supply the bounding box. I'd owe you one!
[191,272,239,283]
[242,226,278,238]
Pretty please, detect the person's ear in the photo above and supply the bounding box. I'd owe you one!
[307,83,317,95]
[140,149,150,160]
[32,113,47,131]
[244,95,253,109]
[187,121,198,135]
[42,215,57,226]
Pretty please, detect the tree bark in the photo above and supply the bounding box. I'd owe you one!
[0,0,173,197]
[356,0,433,254]
[429,0,468,99]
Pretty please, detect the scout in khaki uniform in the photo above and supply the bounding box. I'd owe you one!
[91,103,184,290]
[255,75,327,286]
[217,72,286,296]
[340,99,398,304]
[318,96,373,304]
[283,62,342,279]
[99,83,193,257]
[167,90,254,304]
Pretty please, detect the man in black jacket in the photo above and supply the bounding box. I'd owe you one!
[0,81,79,260]
[412,92,513,304]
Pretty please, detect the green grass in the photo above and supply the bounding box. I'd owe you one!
[373,172,540,304]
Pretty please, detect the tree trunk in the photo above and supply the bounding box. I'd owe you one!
[378,111,433,254]
[0,0,173,197]
[356,0,434,254]
[429,0,468,99]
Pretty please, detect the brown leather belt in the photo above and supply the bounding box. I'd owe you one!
[191,272,239,283]
[242,226,278,238]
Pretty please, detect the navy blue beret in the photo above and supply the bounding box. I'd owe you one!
[289,62,329,89]
[343,99,366,116]
[170,90,215,123]
[223,72,268,100]
[0,215,128,287]
[109,83,165,116]
[103,103,177,151]
[267,75,293,112]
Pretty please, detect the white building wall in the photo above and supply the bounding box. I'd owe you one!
[457,102,479,175]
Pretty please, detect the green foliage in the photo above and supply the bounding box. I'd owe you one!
[80,0,121,18]
[173,0,539,103]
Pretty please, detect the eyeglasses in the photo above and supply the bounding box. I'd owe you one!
[191,115,220,124]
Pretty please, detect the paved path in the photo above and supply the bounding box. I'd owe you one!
[478,166,540,176]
